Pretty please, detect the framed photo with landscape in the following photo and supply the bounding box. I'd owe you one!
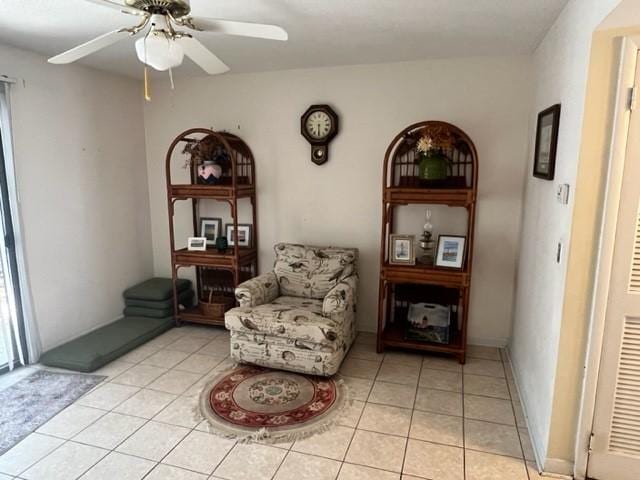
[533,104,561,180]
[435,235,466,269]
[187,237,207,251]
[389,234,415,265]
[200,217,222,246]
[225,223,252,247]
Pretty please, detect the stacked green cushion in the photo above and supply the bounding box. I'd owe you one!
[123,277,191,301]
[125,288,193,309]
[40,316,174,372]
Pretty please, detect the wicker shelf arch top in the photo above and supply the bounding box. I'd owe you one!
[166,128,255,188]
[383,121,478,191]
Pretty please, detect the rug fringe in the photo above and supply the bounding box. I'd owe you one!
[196,365,353,445]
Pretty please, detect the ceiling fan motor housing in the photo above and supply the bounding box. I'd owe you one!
[126,0,191,17]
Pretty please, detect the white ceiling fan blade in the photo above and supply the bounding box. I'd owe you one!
[83,0,145,15]
[178,36,230,75]
[187,17,288,41]
[48,30,132,64]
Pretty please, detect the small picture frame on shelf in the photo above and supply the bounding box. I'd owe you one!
[435,235,466,269]
[200,217,222,246]
[187,237,207,251]
[389,234,415,265]
[533,104,561,180]
[225,224,252,247]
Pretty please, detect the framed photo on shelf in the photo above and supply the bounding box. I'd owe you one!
[187,237,207,251]
[533,104,561,180]
[200,217,222,246]
[389,234,415,265]
[435,235,466,269]
[225,223,252,247]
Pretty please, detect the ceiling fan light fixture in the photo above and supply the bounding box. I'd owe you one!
[135,31,184,71]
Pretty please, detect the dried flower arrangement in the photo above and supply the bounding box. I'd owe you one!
[415,125,455,158]
[182,134,231,170]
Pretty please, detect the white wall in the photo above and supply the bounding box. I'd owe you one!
[0,43,153,351]
[143,55,532,346]
[509,0,622,471]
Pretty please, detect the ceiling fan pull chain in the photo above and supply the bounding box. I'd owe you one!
[144,66,151,101]
[169,67,175,90]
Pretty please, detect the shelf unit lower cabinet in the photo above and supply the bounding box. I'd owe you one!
[171,248,257,327]
[377,271,470,363]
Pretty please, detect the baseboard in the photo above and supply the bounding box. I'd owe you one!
[467,336,508,348]
[504,348,575,479]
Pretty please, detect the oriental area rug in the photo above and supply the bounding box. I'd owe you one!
[198,365,350,443]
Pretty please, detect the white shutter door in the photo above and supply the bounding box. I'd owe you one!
[588,51,640,480]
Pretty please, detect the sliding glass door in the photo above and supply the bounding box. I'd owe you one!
[0,116,27,373]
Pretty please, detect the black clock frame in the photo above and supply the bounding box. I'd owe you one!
[300,104,339,165]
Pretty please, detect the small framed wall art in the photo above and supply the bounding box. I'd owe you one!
[200,217,222,246]
[435,235,466,269]
[533,104,561,180]
[225,223,253,247]
[389,234,415,265]
[187,237,207,251]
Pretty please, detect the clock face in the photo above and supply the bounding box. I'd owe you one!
[305,110,332,140]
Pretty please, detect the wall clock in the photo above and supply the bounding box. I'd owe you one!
[300,105,339,165]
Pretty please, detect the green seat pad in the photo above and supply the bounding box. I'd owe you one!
[125,289,194,309]
[40,316,174,373]
[123,277,191,301]
[123,306,174,318]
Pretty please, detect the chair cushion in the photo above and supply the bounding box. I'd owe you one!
[271,296,323,315]
[225,302,342,346]
[273,243,357,299]
[123,277,191,301]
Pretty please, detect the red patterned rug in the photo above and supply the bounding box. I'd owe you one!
[198,365,350,443]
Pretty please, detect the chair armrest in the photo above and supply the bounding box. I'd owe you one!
[234,272,279,308]
[322,275,358,317]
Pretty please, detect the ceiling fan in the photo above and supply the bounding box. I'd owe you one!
[48,0,288,75]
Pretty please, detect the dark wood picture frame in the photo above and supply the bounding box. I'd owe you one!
[225,223,253,248]
[533,104,561,180]
[199,217,222,247]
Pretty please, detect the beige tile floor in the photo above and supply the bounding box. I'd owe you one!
[0,326,541,480]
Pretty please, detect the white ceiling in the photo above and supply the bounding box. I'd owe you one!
[0,0,569,79]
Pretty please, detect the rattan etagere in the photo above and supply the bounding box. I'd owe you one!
[377,121,478,363]
[166,128,258,326]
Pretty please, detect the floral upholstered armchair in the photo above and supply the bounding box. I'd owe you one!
[225,243,358,376]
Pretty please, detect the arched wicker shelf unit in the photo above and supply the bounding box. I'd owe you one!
[166,128,258,326]
[377,121,478,363]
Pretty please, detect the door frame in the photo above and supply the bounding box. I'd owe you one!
[575,36,640,479]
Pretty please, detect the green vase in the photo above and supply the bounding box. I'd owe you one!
[418,153,449,181]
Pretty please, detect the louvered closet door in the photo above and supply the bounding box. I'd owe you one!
[588,51,640,480]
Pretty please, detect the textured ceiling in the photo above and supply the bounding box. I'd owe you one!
[0,0,569,78]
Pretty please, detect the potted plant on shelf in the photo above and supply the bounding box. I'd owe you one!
[415,127,453,184]
[182,134,231,185]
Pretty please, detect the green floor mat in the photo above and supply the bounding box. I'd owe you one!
[40,316,174,372]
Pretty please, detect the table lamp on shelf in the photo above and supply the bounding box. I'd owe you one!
[418,208,436,265]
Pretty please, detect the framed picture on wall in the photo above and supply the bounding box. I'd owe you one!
[533,104,561,180]
[435,235,466,269]
[389,234,415,265]
[200,217,222,246]
[225,224,252,247]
